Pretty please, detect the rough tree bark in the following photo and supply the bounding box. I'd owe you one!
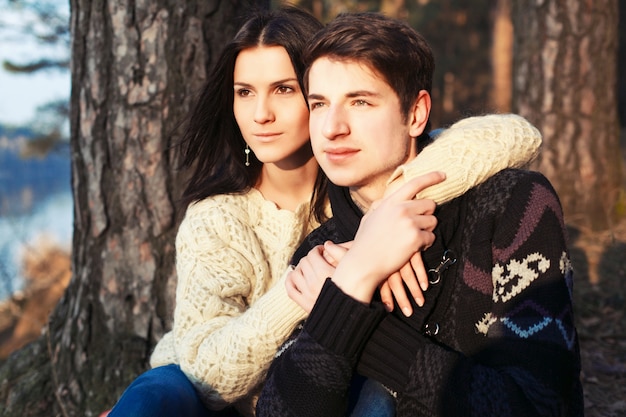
[512,0,623,231]
[0,0,269,416]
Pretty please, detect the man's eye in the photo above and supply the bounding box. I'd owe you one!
[309,102,324,110]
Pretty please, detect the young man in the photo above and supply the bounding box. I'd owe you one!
[256,12,583,417]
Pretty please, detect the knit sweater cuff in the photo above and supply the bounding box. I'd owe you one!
[387,113,541,205]
[305,279,387,360]
[256,267,309,336]
[357,315,430,392]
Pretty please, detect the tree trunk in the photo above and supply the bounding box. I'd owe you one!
[490,0,513,112]
[0,1,269,416]
[512,0,623,231]
[380,0,407,19]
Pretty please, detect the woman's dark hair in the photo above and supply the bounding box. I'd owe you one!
[303,12,434,136]
[178,7,327,221]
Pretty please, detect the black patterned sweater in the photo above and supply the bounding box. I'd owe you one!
[256,169,583,417]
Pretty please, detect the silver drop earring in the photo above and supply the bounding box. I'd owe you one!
[244,145,251,166]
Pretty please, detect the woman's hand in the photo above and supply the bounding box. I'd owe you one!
[379,251,428,316]
[286,245,337,313]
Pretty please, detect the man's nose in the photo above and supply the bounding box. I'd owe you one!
[321,105,349,139]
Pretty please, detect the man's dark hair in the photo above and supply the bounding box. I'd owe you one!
[303,12,434,131]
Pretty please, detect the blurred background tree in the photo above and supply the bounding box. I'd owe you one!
[512,0,623,231]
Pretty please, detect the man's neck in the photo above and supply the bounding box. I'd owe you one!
[349,189,370,213]
[348,180,387,213]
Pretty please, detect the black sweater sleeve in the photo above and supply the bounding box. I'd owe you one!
[256,279,387,417]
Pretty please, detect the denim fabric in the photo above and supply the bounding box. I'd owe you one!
[108,364,242,417]
[347,376,396,417]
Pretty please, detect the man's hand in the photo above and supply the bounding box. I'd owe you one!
[378,171,444,316]
[331,172,445,304]
[326,240,427,316]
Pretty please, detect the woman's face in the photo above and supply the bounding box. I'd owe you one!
[233,46,312,169]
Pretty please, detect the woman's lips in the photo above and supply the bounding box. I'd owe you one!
[253,132,281,142]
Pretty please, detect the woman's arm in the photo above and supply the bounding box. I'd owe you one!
[387,113,541,204]
[153,198,307,409]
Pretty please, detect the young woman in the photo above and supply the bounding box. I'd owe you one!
[107,6,542,417]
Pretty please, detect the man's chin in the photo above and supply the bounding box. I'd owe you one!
[326,176,356,187]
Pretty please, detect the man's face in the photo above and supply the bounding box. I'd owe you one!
[307,57,421,205]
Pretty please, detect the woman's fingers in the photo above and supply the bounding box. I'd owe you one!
[388,268,413,316]
[410,251,429,292]
[322,241,349,267]
[379,280,394,312]
[399,261,424,309]
[288,245,339,313]
[386,171,446,203]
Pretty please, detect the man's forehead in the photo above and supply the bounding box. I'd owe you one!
[308,57,384,90]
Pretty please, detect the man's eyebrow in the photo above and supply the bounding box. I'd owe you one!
[346,90,381,98]
[308,90,381,101]
[307,93,326,101]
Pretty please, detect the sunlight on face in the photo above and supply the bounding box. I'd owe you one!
[233,46,311,169]
[307,57,419,202]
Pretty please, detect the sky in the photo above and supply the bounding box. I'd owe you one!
[0,0,70,127]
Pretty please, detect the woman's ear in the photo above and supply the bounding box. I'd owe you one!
[408,90,431,137]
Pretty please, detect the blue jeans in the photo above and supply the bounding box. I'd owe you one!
[108,364,242,417]
[347,375,396,417]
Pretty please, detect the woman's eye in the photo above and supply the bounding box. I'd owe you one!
[236,88,251,97]
[277,85,295,94]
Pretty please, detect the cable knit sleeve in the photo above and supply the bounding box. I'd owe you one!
[387,114,542,204]
[150,197,307,412]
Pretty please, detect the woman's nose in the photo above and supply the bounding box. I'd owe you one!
[253,96,275,124]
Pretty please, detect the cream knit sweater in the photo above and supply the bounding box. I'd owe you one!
[149,113,541,417]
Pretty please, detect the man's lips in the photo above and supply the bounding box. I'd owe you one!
[324,147,359,162]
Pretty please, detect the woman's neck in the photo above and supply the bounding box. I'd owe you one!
[256,156,319,212]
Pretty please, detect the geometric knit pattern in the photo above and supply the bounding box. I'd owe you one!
[257,169,583,417]
[471,181,578,351]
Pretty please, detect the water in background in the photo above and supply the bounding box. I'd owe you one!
[0,192,72,299]
[0,135,72,300]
